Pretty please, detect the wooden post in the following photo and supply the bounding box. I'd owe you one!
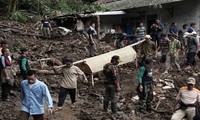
[96,15,100,40]
[91,74,94,88]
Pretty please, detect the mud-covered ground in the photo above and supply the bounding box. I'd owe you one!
[0,15,200,120]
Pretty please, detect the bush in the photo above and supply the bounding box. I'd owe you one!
[10,10,27,22]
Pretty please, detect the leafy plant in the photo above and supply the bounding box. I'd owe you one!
[10,10,27,22]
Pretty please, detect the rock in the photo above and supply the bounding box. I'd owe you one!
[192,73,198,76]
[130,110,136,120]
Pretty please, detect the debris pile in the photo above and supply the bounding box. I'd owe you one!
[0,17,200,120]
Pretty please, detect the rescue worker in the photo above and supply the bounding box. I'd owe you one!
[19,70,53,120]
[185,32,199,69]
[163,34,181,74]
[150,19,164,47]
[103,55,121,114]
[136,22,146,41]
[41,15,52,39]
[155,33,169,73]
[138,35,156,64]
[87,23,97,57]
[137,57,154,111]
[0,48,14,101]
[171,77,200,120]
[18,48,30,80]
[54,57,88,110]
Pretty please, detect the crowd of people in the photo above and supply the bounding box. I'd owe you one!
[134,20,200,120]
[0,17,200,120]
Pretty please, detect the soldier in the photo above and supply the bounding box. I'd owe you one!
[103,55,121,114]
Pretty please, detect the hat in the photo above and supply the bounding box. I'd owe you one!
[187,77,196,85]
[111,55,121,62]
[20,48,28,52]
[145,35,152,39]
[63,57,73,64]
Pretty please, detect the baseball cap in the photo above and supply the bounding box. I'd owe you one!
[145,35,152,39]
[187,77,196,85]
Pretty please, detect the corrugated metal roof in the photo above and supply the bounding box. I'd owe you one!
[98,0,183,10]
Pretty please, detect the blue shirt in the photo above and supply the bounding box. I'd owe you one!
[187,27,195,33]
[21,79,53,115]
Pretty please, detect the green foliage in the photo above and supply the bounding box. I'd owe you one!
[56,0,71,12]
[53,0,109,13]
[10,11,27,22]
[1,0,109,21]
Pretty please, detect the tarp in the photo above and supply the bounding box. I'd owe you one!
[74,43,138,74]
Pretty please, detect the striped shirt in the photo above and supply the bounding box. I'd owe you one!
[176,86,200,105]
[159,38,169,55]
[136,27,146,39]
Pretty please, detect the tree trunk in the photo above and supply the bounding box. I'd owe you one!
[8,0,18,14]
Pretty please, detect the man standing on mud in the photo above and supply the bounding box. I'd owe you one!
[163,34,181,74]
[87,23,97,57]
[136,22,146,41]
[171,77,200,120]
[103,55,121,114]
[19,48,30,80]
[185,32,199,69]
[1,48,14,101]
[41,15,52,39]
[150,19,164,47]
[138,35,156,64]
[19,70,53,120]
[54,57,88,110]
[137,57,154,112]
[155,33,169,72]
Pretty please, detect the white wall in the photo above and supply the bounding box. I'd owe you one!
[161,0,200,33]
[99,0,200,37]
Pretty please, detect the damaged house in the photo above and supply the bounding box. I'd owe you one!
[95,0,200,37]
[51,0,200,39]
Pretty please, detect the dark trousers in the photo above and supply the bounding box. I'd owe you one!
[19,111,44,120]
[57,87,76,107]
[151,35,160,47]
[137,83,153,109]
[21,71,27,80]
[186,52,196,66]
[103,84,118,113]
[1,82,12,100]
[145,84,154,109]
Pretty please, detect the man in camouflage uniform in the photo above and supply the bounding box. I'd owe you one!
[103,55,121,114]
[139,35,156,64]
